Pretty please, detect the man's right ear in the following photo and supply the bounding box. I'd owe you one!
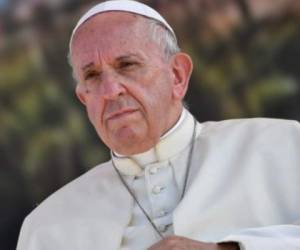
[75,84,87,105]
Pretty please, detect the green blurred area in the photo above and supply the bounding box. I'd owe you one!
[0,0,300,249]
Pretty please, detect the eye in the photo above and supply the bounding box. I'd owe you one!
[84,70,99,80]
[119,61,138,70]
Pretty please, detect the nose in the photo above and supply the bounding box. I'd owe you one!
[98,71,126,100]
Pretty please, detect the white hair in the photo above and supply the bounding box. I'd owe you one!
[145,17,181,60]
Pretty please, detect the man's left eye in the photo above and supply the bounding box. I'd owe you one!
[119,61,137,69]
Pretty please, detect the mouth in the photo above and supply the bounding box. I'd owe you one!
[106,109,138,121]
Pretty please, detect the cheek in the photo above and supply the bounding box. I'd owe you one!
[85,97,103,127]
[135,86,172,131]
[148,80,173,108]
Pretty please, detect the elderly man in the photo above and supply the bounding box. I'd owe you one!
[17,0,300,250]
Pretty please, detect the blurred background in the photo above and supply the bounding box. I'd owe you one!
[1,0,300,249]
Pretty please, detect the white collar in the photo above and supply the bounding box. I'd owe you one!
[111,109,199,176]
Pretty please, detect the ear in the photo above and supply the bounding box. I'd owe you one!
[170,52,193,100]
[75,83,87,105]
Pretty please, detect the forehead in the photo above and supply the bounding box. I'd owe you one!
[74,11,141,38]
[71,12,152,63]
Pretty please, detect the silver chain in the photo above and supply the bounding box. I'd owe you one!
[112,117,197,239]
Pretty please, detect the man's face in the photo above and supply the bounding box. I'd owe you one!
[71,12,185,155]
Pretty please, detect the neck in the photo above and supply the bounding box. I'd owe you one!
[112,108,199,176]
[114,108,186,158]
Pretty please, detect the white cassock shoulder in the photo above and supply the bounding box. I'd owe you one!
[174,118,300,250]
[16,160,133,250]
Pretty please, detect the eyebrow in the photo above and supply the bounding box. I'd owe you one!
[115,53,145,62]
[81,53,145,72]
[81,62,94,72]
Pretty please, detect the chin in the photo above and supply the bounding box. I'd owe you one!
[111,130,155,155]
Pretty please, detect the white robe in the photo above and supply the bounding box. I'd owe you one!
[17,111,300,250]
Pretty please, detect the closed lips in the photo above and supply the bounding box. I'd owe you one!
[106,109,138,120]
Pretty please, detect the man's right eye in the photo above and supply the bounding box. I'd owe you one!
[84,71,99,80]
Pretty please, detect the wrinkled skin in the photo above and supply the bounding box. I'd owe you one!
[70,12,192,155]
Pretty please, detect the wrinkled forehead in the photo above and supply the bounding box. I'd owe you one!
[73,10,146,33]
[70,12,149,56]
